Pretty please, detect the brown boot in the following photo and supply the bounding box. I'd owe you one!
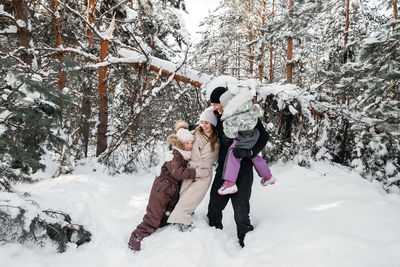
[128,234,142,251]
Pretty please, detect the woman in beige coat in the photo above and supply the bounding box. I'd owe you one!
[167,107,219,231]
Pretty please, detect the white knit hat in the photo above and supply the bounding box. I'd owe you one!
[199,107,217,127]
[176,128,194,142]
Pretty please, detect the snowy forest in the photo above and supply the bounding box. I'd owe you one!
[0,0,399,262]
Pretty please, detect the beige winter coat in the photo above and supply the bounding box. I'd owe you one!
[167,130,219,224]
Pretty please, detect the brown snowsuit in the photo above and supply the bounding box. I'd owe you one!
[128,148,195,249]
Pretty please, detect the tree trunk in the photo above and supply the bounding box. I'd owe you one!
[280,0,294,142]
[81,83,92,158]
[51,0,66,90]
[96,38,110,156]
[12,0,32,65]
[87,0,96,48]
[237,38,241,78]
[393,0,398,92]
[258,0,266,82]
[338,0,351,159]
[269,0,275,83]
[338,120,349,164]
[343,0,350,63]
[286,0,293,84]
[249,28,254,76]
[81,0,96,156]
[246,0,253,77]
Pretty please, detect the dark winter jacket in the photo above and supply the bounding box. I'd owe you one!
[160,149,196,183]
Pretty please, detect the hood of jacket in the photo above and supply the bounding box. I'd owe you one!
[221,88,253,120]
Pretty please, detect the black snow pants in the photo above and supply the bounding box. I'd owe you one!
[207,158,254,241]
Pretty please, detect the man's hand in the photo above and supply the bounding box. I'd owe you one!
[233,148,253,159]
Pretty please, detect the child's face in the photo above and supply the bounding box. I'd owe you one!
[212,103,224,115]
[184,140,194,151]
[200,120,212,133]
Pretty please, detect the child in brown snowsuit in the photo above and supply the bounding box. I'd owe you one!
[128,121,210,251]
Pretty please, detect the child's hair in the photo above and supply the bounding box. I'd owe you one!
[195,124,218,152]
[167,120,190,150]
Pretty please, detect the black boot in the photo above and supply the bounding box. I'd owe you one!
[238,233,246,248]
[209,222,223,230]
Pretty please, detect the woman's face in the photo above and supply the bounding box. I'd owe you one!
[200,120,212,133]
[184,140,194,151]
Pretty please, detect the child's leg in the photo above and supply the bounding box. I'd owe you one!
[223,146,242,182]
[218,147,240,195]
[128,178,176,250]
[161,190,179,227]
[251,156,271,178]
[252,156,276,186]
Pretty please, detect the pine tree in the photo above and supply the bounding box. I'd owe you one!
[0,58,68,186]
[345,17,400,189]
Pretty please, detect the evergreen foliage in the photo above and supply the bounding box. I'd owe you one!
[0,192,91,253]
[0,59,68,184]
[1,0,399,256]
[194,0,399,191]
[0,0,207,252]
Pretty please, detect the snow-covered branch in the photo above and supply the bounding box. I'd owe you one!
[56,0,103,40]
[0,6,18,26]
[38,47,98,62]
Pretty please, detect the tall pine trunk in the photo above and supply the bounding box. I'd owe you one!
[338,0,352,163]
[393,0,399,99]
[249,28,254,76]
[81,84,92,158]
[13,0,32,65]
[279,0,295,142]
[96,39,110,157]
[269,0,275,83]
[81,0,96,157]
[87,0,95,48]
[51,0,66,90]
[286,0,293,84]
[343,0,350,63]
[246,0,253,77]
[258,0,266,82]
[96,18,115,157]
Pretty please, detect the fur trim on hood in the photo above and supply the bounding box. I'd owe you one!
[174,120,189,132]
[167,134,185,150]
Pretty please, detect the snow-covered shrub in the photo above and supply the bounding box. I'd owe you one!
[350,130,400,191]
[0,192,91,252]
[256,80,399,191]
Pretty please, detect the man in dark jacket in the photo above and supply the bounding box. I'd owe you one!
[207,86,269,247]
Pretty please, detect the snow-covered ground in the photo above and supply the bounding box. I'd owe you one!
[2,160,400,267]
